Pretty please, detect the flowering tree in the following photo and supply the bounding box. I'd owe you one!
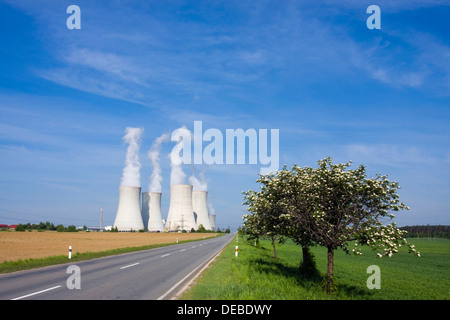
[242,172,288,259]
[291,158,420,294]
[242,157,420,295]
[243,167,317,267]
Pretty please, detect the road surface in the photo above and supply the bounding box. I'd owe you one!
[0,233,234,300]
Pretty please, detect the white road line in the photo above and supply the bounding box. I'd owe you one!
[161,254,170,257]
[180,249,186,252]
[11,285,62,300]
[157,237,233,300]
[120,262,140,269]
[192,246,197,248]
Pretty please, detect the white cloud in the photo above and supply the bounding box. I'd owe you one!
[345,144,444,166]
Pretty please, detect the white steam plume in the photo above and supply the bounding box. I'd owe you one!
[189,168,208,191]
[207,201,215,216]
[148,133,170,192]
[120,127,144,187]
[169,126,192,185]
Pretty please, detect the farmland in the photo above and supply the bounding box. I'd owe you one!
[0,230,219,271]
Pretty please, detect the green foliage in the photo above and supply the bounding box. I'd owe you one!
[400,225,450,239]
[15,221,57,231]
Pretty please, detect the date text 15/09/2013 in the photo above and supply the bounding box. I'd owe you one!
[177,304,272,317]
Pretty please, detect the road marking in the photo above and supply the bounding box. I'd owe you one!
[161,254,170,257]
[120,262,140,269]
[192,246,197,248]
[157,236,234,300]
[11,285,62,300]
[180,249,186,252]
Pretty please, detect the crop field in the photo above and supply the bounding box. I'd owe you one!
[0,230,218,264]
[182,236,450,300]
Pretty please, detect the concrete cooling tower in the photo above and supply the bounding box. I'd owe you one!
[165,184,196,232]
[114,186,144,231]
[141,192,150,230]
[192,191,212,230]
[148,192,165,232]
[209,214,216,231]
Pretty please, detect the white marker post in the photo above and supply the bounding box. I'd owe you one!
[68,246,72,259]
[235,246,238,257]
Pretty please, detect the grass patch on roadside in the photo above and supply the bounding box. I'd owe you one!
[181,236,450,300]
[0,234,222,274]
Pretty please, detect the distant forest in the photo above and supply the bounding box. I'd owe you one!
[400,225,449,239]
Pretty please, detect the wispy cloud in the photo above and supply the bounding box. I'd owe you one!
[345,144,448,167]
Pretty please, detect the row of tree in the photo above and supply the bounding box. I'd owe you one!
[242,157,420,295]
[400,225,449,238]
[14,222,78,232]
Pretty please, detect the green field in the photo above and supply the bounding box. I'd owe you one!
[181,236,450,300]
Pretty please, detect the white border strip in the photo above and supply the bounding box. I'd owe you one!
[11,285,62,300]
[157,235,233,300]
[120,262,140,269]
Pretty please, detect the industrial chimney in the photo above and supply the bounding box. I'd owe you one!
[114,186,144,231]
[148,192,165,232]
[165,184,196,232]
[192,191,212,230]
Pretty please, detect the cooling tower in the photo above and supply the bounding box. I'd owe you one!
[114,186,144,231]
[208,214,216,231]
[165,184,196,232]
[192,191,212,230]
[148,192,165,232]
[141,192,150,230]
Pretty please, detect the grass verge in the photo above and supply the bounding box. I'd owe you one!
[180,236,450,300]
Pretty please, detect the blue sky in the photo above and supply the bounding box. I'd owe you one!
[0,0,449,230]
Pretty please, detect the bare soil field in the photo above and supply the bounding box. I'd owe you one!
[0,231,218,263]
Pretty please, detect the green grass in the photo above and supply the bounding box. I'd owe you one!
[181,236,450,300]
[0,235,222,274]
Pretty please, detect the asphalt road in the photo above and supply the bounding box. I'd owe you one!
[0,233,234,300]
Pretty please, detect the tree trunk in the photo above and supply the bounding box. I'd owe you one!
[272,237,278,260]
[301,245,309,268]
[326,246,334,294]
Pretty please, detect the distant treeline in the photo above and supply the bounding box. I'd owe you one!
[14,221,77,232]
[400,225,449,239]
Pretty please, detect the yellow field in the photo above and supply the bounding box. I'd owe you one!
[0,231,218,263]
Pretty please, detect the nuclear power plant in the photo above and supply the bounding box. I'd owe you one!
[113,184,216,232]
[113,128,217,232]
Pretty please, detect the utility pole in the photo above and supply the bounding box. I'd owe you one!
[100,206,103,228]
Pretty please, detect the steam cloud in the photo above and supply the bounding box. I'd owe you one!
[169,126,191,185]
[148,133,170,192]
[189,169,208,191]
[207,201,215,216]
[120,127,143,187]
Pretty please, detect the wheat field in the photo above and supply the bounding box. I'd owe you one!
[0,231,217,263]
